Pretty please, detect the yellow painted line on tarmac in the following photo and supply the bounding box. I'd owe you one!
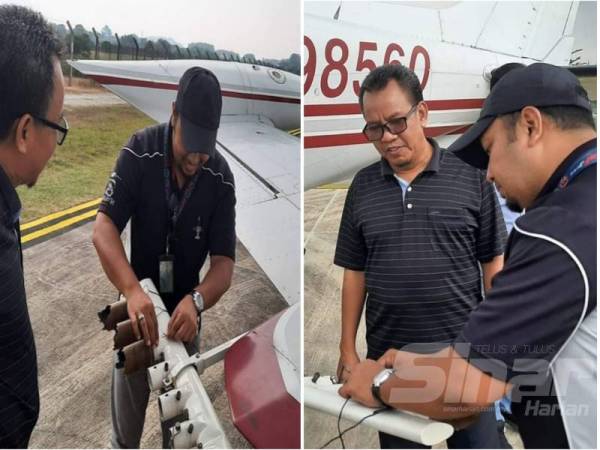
[21,208,98,244]
[21,197,102,231]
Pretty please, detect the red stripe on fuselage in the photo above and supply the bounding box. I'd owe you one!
[304,98,484,117]
[304,124,471,149]
[87,74,300,104]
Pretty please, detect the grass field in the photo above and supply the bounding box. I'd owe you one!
[17,104,155,222]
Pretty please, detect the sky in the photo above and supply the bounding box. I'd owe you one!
[2,0,300,60]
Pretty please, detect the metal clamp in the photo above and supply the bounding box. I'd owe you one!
[163,353,204,388]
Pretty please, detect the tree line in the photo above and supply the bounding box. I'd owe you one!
[51,22,300,75]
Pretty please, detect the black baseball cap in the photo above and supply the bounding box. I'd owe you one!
[175,67,222,156]
[450,63,593,169]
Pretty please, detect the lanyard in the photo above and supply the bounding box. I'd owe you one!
[163,125,200,253]
[555,147,596,191]
[16,221,23,271]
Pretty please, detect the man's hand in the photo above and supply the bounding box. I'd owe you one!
[93,213,159,347]
[377,349,399,369]
[127,288,159,347]
[167,295,198,343]
[336,349,360,383]
[338,359,385,408]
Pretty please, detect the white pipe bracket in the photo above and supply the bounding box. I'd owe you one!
[164,353,204,389]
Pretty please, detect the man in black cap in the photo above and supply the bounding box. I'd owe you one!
[0,5,65,447]
[339,63,596,449]
[93,67,235,448]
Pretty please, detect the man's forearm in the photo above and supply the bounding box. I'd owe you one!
[194,255,234,311]
[481,254,504,293]
[92,213,141,297]
[381,379,481,420]
[379,348,509,420]
[340,269,366,352]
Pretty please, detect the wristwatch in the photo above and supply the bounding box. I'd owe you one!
[372,368,394,407]
[190,289,204,314]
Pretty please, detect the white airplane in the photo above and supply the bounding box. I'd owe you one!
[304,1,590,189]
[70,58,300,448]
[303,1,595,445]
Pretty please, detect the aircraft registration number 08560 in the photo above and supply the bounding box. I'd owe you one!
[304,36,431,97]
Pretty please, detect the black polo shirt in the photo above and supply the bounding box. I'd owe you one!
[454,139,597,448]
[334,139,507,359]
[98,123,236,313]
[0,165,39,447]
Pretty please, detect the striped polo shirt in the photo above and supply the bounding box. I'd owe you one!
[334,139,507,359]
[0,165,39,447]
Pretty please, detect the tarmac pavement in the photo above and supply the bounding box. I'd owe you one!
[26,221,287,448]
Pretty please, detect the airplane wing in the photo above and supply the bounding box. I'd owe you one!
[217,116,300,305]
[69,60,300,306]
[313,2,579,66]
[438,1,579,65]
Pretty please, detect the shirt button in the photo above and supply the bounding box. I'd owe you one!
[407,203,413,209]
[407,186,412,192]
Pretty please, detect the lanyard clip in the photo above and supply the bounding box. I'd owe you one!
[166,232,173,255]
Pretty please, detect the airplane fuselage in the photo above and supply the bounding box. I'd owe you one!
[304,1,580,189]
[72,59,300,130]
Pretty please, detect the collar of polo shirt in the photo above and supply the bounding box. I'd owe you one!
[0,165,21,226]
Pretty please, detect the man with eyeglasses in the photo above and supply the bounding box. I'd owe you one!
[0,5,66,447]
[334,64,507,448]
[93,67,235,448]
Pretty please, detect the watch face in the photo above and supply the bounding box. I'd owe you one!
[192,291,203,311]
[374,369,393,386]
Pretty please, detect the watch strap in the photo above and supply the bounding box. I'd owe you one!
[371,384,388,407]
[372,368,394,407]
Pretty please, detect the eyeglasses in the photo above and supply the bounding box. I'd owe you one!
[32,115,69,145]
[362,104,419,142]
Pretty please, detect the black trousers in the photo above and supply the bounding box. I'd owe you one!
[378,408,511,449]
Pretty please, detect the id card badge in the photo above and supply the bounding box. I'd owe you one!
[159,254,174,294]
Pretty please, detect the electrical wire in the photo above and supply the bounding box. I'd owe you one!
[319,398,388,448]
[338,398,349,448]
